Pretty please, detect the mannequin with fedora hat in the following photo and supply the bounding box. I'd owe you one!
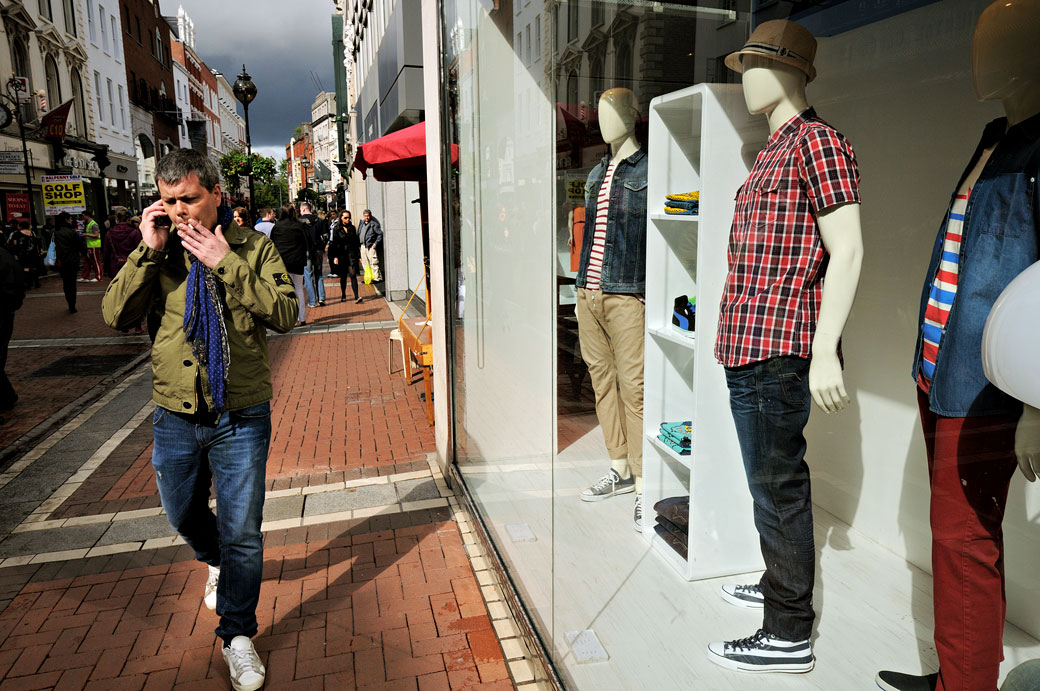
[707,19,864,674]
[878,2,1040,690]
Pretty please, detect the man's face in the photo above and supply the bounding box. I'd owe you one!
[157,173,221,230]
[363,212,371,222]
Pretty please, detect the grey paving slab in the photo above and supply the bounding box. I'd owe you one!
[263,495,304,522]
[395,479,440,503]
[0,501,41,536]
[0,523,108,558]
[303,483,397,516]
[96,515,175,546]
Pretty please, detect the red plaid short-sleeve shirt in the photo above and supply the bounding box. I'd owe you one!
[715,108,861,368]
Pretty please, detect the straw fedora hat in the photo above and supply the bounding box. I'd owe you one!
[725,20,817,82]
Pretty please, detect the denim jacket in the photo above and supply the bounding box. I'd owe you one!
[912,114,1040,417]
[576,148,648,293]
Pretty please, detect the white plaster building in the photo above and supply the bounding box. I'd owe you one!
[171,58,190,147]
[310,91,337,207]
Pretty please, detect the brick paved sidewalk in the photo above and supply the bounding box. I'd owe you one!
[0,279,541,690]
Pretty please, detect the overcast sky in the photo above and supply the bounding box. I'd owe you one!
[172,0,338,162]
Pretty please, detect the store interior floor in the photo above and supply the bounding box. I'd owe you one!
[458,415,1040,690]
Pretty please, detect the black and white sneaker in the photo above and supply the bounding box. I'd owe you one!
[875,670,938,690]
[720,583,764,609]
[579,469,635,502]
[707,629,814,674]
[633,493,643,533]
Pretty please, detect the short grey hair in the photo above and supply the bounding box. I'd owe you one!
[299,202,313,213]
[155,148,221,191]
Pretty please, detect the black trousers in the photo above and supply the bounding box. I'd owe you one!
[59,263,79,311]
[0,310,16,409]
[329,256,359,299]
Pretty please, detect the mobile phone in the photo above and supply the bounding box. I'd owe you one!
[154,215,172,228]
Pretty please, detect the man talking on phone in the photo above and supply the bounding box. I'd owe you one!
[102,149,297,691]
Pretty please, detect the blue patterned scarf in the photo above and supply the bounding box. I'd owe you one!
[182,204,234,413]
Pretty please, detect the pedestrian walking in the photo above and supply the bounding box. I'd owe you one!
[102,208,143,278]
[299,202,327,307]
[79,210,103,281]
[7,221,42,290]
[359,209,383,282]
[328,209,362,303]
[0,243,24,419]
[233,206,253,230]
[253,208,275,238]
[52,212,84,313]
[270,203,311,326]
[101,148,297,691]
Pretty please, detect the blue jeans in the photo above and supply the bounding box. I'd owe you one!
[304,259,325,306]
[724,356,815,641]
[151,402,270,642]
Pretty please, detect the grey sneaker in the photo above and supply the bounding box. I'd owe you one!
[633,493,643,532]
[707,629,814,674]
[204,564,219,610]
[579,469,635,502]
[223,636,266,691]
[720,583,764,609]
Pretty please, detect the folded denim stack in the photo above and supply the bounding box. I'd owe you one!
[653,496,690,559]
[664,191,699,216]
[657,420,692,456]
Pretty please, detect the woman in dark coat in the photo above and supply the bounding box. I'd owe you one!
[102,209,143,278]
[52,212,85,313]
[270,204,311,325]
[327,209,362,303]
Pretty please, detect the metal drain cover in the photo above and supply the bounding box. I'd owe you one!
[565,629,609,664]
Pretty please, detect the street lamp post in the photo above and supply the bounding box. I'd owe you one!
[2,78,38,234]
[232,65,257,216]
[300,156,309,202]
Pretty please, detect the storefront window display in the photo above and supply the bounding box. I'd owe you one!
[436,0,1040,687]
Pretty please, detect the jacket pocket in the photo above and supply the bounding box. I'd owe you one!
[980,173,1034,238]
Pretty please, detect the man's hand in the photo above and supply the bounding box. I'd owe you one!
[140,200,169,252]
[809,332,849,413]
[1015,404,1040,481]
[177,218,231,270]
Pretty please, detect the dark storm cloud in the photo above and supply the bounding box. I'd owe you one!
[173,0,338,156]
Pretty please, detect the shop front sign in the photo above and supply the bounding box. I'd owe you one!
[61,153,101,177]
[4,192,29,221]
[41,174,86,215]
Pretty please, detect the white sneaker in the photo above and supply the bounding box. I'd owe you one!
[204,564,219,610]
[707,629,814,674]
[223,636,266,691]
[720,583,764,609]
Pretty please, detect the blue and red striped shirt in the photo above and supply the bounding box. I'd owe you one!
[918,190,970,392]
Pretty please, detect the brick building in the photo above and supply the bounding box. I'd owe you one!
[120,0,179,202]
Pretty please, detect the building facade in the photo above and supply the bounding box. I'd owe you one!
[310,91,337,208]
[120,0,178,204]
[340,0,425,302]
[84,0,138,209]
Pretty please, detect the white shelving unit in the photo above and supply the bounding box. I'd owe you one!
[641,83,769,580]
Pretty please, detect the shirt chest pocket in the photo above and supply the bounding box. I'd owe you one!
[622,178,648,217]
[749,177,787,228]
[979,173,1035,238]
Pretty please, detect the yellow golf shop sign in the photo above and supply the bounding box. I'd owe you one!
[42,175,87,215]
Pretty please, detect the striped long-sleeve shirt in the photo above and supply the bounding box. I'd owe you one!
[583,162,617,291]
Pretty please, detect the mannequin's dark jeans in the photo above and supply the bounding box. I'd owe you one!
[724,355,814,641]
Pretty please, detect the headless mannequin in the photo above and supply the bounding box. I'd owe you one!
[972,0,1040,479]
[741,54,864,414]
[598,91,643,493]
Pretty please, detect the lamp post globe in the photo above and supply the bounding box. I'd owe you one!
[232,65,257,216]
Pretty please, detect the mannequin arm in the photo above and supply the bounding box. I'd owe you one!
[810,202,864,413]
[1015,404,1040,481]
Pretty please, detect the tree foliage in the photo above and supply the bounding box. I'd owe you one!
[218,150,278,189]
[255,178,289,210]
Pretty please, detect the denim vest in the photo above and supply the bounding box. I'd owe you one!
[912,114,1040,417]
[575,149,648,294]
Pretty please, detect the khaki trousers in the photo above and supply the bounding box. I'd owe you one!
[575,288,644,478]
[363,246,382,281]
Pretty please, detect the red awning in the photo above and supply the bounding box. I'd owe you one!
[353,121,459,182]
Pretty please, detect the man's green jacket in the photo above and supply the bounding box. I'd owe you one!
[102,222,298,412]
